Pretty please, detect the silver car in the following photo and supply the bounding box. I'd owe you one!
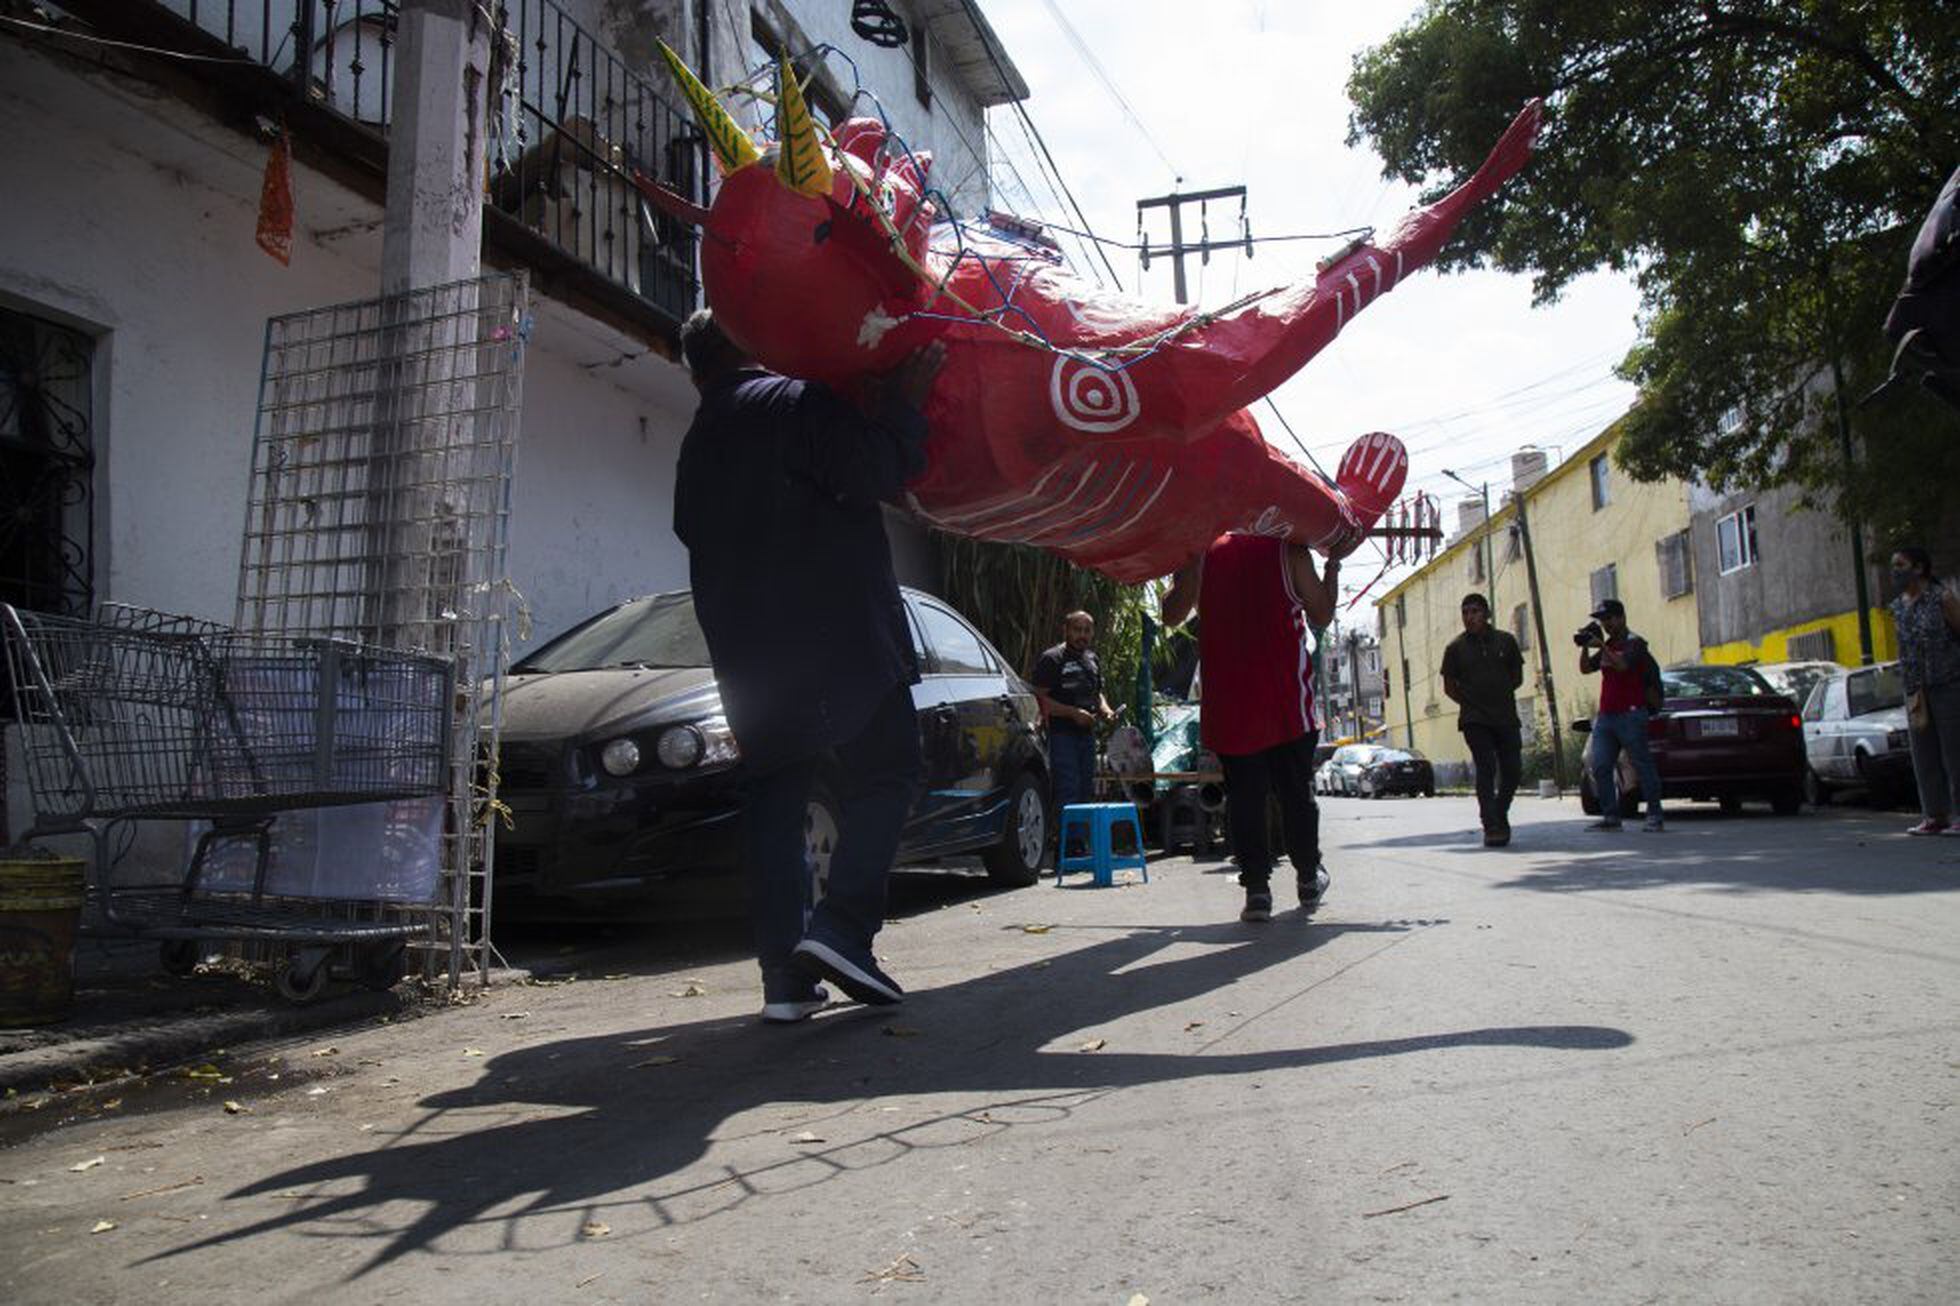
[1318,743,1386,796]
[1801,662,1913,805]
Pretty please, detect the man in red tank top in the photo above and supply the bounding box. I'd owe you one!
[1163,532,1340,921]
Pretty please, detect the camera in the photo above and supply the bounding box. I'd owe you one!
[1572,620,1604,648]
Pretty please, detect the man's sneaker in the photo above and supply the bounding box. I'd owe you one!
[1297,864,1330,911]
[1907,818,1950,836]
[1642,815,1666,832]
[760,986,830,1024]
[1240,887,1274,922]
[790,937,904,1006]
[1586,818,1623,831]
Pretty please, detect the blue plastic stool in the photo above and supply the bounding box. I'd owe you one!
[1055,802,1149,887]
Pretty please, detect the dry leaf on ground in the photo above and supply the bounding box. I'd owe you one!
[1021,923,1052,934]
[630,1056,680,1069]
[222,1101,246,1115]
[579,1220,611,1239]
[882,1026,922,1038]
[1077,1038,1107,1053]
[68,1157,105,1173]
[789,1130,825,1144]
[861,1253,926,1284]
[90,1220,116,1234]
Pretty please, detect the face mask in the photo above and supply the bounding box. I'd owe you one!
[1891,567,1916,591]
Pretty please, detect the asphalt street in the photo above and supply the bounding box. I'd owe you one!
[1,794,1956,1304]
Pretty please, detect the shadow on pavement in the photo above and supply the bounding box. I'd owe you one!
[1346,807,1960,896]
[495,863,1015,980]
[145,916,1630,1277]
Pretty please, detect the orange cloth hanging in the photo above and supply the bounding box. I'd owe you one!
[256,126,294,265]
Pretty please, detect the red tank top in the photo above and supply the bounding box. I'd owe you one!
[1196,532,1319,755]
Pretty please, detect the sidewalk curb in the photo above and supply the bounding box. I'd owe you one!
[0,987,408,1102]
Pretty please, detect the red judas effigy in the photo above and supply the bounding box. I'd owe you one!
[641,48,1541,582]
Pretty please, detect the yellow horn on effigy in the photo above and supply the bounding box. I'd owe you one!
[773,57,835,197]
[656,40,759,174]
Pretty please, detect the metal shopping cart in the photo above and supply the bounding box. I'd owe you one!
[2,602,453,1001]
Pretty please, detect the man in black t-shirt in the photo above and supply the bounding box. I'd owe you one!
[1031,610,1115,809]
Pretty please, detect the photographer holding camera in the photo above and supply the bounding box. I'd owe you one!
[1576,598,1665,832]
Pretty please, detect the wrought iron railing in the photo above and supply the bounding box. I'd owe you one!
[145,1,702,321]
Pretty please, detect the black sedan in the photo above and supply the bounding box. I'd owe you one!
[1577,664,1805,817]
[1354,748,1435,798]
[488,587,1050,914]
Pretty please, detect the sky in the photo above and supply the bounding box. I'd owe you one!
[973,0,1645,612]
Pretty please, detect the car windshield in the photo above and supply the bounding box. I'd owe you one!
[513,594,709,672]
[1763,664,1836,704]
[1847,665,1905,716]
[1374,749,1417,763]
[1661,666,1774,698]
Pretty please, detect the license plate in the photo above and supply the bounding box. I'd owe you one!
[1694,718,1740,738]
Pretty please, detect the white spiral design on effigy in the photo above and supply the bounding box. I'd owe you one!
[1049,355,1140,433]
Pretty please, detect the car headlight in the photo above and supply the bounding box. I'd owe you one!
[651,716,741,769]
[1888,728,1909,750]
[656,724,705,769]
[599,737,642,776]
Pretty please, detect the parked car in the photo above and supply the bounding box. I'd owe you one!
[1577,664,1805,816]
[1801,661,1913,805]
[1354,747,1435,798]
[1318,743,1386,796]
[1752,660,1842,711]
[487,587,1049,915]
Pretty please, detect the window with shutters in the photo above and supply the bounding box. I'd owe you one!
[1589,563,1618,610]
[1589,455,1610,510]
[1656,529,1694,599]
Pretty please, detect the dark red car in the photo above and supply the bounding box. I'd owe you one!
[1578,664,1805,817]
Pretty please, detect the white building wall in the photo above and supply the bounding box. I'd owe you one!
[780,1,992,217]
[0,41,936,652]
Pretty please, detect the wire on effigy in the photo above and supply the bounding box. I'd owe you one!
[712,43,1374,383]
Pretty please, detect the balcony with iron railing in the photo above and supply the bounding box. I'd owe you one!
[37,1,704,329]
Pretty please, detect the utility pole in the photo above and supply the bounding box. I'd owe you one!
[1830,356,1876,665]
[1443,468,1495,615]
[1512,488,1566,790]
[1136,184,1249,304]
[1346,629,1365,737]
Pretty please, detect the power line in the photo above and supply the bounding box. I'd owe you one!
[951,0,1124,288]
[1035,0,1181,182]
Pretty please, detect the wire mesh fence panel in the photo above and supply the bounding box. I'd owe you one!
[236,273,528,987]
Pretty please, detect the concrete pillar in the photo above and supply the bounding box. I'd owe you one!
[381,0,491,294]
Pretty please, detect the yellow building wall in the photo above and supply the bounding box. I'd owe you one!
[1378,428,1697,768]
[1701,608,1898,666]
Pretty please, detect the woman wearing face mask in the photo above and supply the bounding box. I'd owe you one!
[1888,547,1960,834]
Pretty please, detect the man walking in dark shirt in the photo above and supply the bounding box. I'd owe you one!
[1441,592,1525,846]
[1031,610,1115,810]
[673,309,944,1022]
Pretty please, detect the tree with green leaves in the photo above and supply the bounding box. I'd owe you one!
[1347,1,1960,535]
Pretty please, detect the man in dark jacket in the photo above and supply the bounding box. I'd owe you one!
[673,309,944,1022]
[1441,592,1525,846]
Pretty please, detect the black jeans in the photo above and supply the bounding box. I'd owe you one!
[740,681,922,1001]
[1461,722,1522,832]
[1220,731,1320,886]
